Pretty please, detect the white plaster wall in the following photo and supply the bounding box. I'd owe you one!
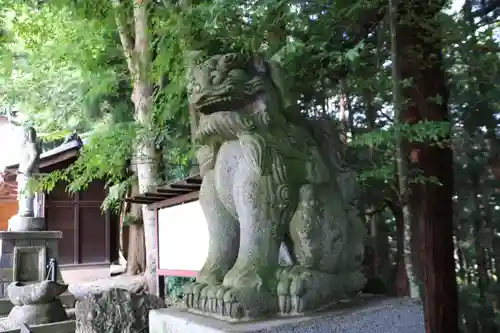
[0,117,23,170]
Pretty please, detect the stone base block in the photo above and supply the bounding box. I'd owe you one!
[7,216,45,232]
[4,299,69,329]
[0,232,64,298]
[149,297,423,333]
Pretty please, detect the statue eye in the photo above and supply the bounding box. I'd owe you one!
[188,82,201,94]
[221,53,236,63]
[218,53,242,69]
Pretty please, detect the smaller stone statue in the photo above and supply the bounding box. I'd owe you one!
[8,126,44,231]
[17,126,41,218]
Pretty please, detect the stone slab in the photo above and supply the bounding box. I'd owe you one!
[0,319,75,333]
[0,232,62,240]
[149,297,423,333]
[0,231,65,298]
[0,269,14,283]
[0,297,14,316]
[7,217,46,232]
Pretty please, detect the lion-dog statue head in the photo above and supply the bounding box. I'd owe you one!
[188,53,349,191]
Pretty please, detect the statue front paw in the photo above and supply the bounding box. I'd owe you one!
[185,283,276,322]
[276,266,365,315]
[185,267,278,322]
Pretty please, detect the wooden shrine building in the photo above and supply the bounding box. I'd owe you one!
[3,139,119,268]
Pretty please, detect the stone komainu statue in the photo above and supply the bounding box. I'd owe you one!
[183,53,366,322]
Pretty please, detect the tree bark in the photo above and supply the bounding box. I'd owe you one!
[389,0,419,299]
[112,0,159,294]
[396,0,459,331]
[387,200,410,297]
[472,176,488,301]
[123,177,147,275]
[126,222,146,275]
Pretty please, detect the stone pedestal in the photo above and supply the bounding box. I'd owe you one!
[7,299,68,327]
[0,231,64,298]
[149,297,424,333]
[7,216,46,232]
[4,281,69,328]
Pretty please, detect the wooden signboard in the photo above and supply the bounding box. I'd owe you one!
[127,174,203,297]
[156,198,208,277]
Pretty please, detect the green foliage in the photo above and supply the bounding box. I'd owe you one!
[103,176,136,213]
[352,121,451,148]
[29,122,137,211]
[165,276,195,301]
[66,122,136,192]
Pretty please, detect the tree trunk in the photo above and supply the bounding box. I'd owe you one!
[455,224,467,283]
[389,0,419,299]
[113,0,158,294]
[472,176,488,301]
[133,84,158,294]
[123,177,147,275]
[126,222,146,275]
[388,200,410,297]
[396,0,459,331]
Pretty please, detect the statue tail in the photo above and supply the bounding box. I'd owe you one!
[306,119,346,172]
[307,118,359,204]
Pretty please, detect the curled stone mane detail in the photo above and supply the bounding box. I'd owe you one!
[183,52,366,322]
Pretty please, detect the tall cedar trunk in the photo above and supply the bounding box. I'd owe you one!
[389,0,419,299]
[472,176,488,301]
[455,224,467,282]
[388,200,410,297]
[361,36,392,291]
[362,71,380,288]
[396,0,459,331]
[464,4,498,326]
[113,0,158,293]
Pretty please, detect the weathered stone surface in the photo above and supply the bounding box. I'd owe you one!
[150,297,424,333]
[8,216,45,232]
[16,126,41,219]
[1,281,69,329]
[6,299,68,328]
[68,275,147,299]
[0,231,64,296]
[7,281,68,306]
[183,53,365,322]
[75,288,165,333]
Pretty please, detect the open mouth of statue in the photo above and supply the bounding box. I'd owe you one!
[196,95,253,115]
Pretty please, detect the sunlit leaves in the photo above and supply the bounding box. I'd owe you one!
[0,3,123,132]
[352,120,451,148]
[66,121,138,193]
